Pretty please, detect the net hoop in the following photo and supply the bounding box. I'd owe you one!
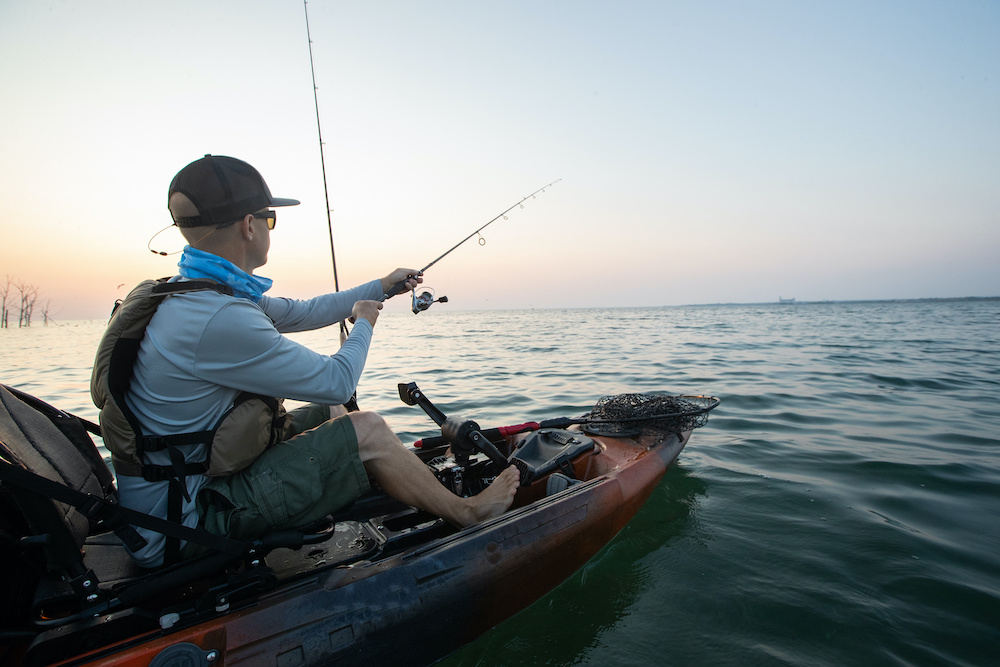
[582,394,720,436]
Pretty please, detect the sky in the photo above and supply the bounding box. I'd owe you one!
[1,0,998,320]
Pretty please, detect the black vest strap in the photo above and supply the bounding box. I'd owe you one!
[141,431,215,450]
[149,280,234,297]
[0,457,246,557]
[165,478,184,565]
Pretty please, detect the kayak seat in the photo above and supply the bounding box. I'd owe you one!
[508,429,595,486]
[1,384,116,632]
[0,384,328,655]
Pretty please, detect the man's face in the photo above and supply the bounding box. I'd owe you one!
[248,209,274,270]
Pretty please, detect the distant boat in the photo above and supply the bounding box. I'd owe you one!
[778,297,796,304]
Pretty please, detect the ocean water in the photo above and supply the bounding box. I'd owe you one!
[2,299,999,666]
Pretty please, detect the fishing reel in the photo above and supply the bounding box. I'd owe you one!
[412,288,448,314]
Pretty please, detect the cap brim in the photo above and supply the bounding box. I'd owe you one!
[271,197,300,208]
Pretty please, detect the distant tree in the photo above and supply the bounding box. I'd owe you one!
[0,274,9,328]
[15,280,39,327]
[0,277,51,327]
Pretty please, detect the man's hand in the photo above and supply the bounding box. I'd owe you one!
[351,300,383,327]
[380,268,423,298]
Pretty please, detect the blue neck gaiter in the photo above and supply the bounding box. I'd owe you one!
[177,246,273,303]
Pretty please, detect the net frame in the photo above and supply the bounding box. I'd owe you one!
[582,393,720,436]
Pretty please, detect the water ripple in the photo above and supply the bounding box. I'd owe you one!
[4,299,1000,667]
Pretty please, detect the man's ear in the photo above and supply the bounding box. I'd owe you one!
[241,214,255,241]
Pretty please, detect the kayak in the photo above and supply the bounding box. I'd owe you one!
[0,382,717,667]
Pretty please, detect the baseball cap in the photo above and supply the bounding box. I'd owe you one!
[168,154,300,227]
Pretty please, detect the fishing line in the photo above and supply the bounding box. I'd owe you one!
[383,179,562,304]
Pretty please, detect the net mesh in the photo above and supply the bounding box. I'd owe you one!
[584,394,718,436]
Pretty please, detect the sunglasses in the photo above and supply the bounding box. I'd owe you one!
[253,210,277,230]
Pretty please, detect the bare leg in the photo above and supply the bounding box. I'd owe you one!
[348,411,519,527]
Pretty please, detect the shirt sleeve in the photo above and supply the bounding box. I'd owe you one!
[259,280,383,333]
[191,298,375,405]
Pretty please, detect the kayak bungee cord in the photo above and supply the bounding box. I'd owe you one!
[384,179,562,312]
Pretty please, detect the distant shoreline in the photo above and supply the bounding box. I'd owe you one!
[682,296,1000,307]
[5,296,999,326]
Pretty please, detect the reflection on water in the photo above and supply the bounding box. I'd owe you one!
[3,299,999,666]
[441,466,709,667]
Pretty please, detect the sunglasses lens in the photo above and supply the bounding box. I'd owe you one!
[257,211,276,230]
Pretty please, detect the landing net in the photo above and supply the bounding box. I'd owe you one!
[584,394,719,436]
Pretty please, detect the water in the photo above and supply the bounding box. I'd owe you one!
[2,299,999,666]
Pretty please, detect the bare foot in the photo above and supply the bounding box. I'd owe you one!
[462,466,520,526]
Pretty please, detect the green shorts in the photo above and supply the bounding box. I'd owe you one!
[182,404,370,558]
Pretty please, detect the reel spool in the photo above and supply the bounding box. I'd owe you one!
[412,288,448,314]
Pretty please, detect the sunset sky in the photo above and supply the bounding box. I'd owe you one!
[2,0,997,320]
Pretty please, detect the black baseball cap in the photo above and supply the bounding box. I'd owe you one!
[168,154,300,227]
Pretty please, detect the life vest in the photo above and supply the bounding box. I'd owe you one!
[91,278,290,483]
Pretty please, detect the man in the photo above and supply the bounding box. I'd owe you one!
[96,155,519,568]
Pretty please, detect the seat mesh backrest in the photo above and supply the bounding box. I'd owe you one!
[0,386,105,548]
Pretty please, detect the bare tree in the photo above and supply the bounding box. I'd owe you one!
[17,280,26,327]
[0,274,9,328]
[0,277,52,328]
[16,280,39,327]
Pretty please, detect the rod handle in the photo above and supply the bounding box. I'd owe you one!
[382,271,422,301]
[383,279,409,300]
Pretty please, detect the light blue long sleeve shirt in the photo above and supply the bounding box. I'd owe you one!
[118,277,383,567]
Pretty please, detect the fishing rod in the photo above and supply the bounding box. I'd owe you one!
[303,1,348,341]
[303,2,558,314]
[383,179,562,311]
[305,1,366,410]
